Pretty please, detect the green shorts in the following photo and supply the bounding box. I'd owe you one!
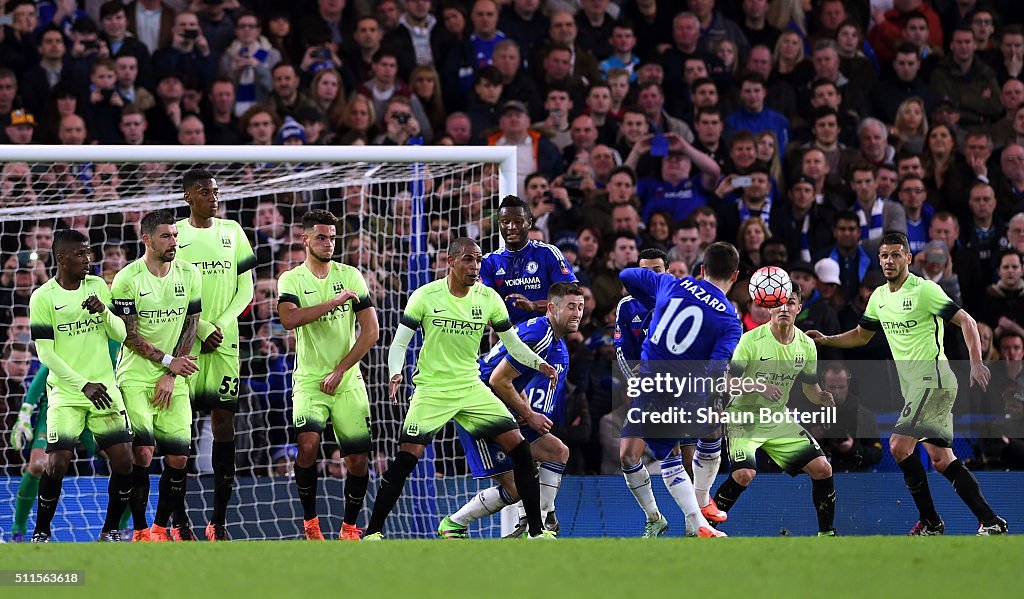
[400,382,517,445]
[45,387,132,453]
[727,421,825,476]
[122,382,192,456]
[894,387,956,447]
[293,380,372,456]
[188,351,241,413]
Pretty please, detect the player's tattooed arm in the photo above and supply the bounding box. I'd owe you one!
[172,313,200,358]
[120,312,169,363]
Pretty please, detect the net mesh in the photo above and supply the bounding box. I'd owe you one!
[0,154,507,540]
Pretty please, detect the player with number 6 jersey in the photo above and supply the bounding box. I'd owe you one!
[809,230,1007,536]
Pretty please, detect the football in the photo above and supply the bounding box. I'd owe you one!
[749,266,792,309]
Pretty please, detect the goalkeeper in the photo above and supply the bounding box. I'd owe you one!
[9,338,129,542]
[363,238,557,541]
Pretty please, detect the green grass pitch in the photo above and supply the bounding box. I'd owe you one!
[2,537,1020,598]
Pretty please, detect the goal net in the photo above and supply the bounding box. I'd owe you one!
[0,145,517,541]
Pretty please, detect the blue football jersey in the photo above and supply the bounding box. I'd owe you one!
[481,240,577,324]
[479,315,569,421]
[619,269,743,374]
[614,295,651,377]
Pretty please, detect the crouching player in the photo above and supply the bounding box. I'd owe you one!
[712,288,838,536]
[439,282,583,538]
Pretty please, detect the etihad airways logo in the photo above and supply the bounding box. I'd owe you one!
[56,315,104,334]
[430,317,486,333]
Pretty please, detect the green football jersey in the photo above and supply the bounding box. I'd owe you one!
[175,217,257,356]
[278,262,373,391]
[860,273,959,393]
[111,258,202,386]
[400,279,512,392]
[728,323,818,418]
[29,275,119,403]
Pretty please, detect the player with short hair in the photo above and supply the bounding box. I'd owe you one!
[619,243,742,539]
[27,229,135,542]
[277,209,379,541]
[363,237,557,540]
[711,287,839,536]
[438,282,583,539]
[481,194,577,324]
[480,193,577,535]
[112,209,203,542]
[173,168,257,541]
[616,248,713,537]
[810,231,1008,535]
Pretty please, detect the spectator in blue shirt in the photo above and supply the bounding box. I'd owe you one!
[625,131,721,223]
[726,72,789,150]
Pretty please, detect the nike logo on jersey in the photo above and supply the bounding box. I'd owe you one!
[304,290,316,294]
[179,243,192,248]
[433,308,446,313]
[54,305,66,310]
[878,304,885,308]
[759,357,771,361]
[140,292,151,297]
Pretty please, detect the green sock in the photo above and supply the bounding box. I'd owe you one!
[13,472,41,534]
[119,500,131,529]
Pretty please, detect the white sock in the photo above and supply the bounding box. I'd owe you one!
[451,486,512,527]
[622,461,660,522]
[693,438,722,508]
[661,454,709,529]
[539,462,565,519]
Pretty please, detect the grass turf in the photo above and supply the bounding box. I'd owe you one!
[1,537,1020,598]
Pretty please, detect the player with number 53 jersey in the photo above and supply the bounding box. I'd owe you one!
[173,169,258,542]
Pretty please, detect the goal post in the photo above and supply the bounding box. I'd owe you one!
[0,144,518,540]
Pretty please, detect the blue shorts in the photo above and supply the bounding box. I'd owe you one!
[457,422,547,479]
[618,395,700,460]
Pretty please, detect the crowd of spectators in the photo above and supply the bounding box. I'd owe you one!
[3,0,1024,474]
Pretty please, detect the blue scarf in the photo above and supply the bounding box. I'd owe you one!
[738,197,772,229]
[856,199,884,241]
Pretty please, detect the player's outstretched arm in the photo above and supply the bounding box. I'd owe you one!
[278,289,357,330]
[950,309,991,391]
[387,322,417,402]
[806,326,875,349]
[322,306,380,395]
[489,359,552,434]
[495,326,555,380]
[619,267,660,307]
